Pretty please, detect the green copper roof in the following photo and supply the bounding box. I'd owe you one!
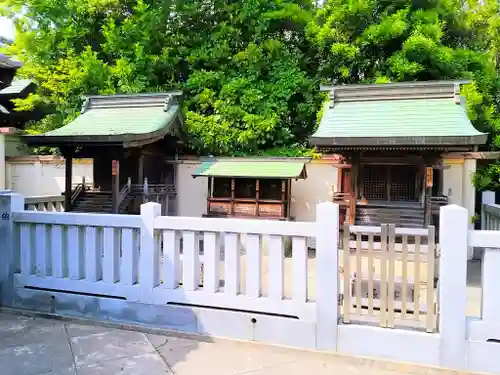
[0,79,32,96]
[45,105,179,137]
[192,160,307,179]
[24,92,182,146]
[311,96,487,147]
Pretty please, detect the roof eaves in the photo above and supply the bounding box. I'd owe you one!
[192,160,308,180]
[0,79,34,96]
[23,104,183,147]
[0,53,22,69]
[309,134,488,147]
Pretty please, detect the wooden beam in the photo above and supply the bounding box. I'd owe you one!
[445,151,500,160]
[112,159,120,213]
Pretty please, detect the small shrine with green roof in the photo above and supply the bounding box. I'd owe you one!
[25,92,183,214]
[192,158,309,220]
[310,80,487,228]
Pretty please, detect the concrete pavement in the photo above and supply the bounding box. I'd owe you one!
[0,311,472,375]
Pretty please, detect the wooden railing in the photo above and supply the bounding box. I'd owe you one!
[118,177,132,209]
[69,176,90,207]
[333,192,355,224]
[341,223,437,332]
[25,196,65,212]
[129,178,176,198]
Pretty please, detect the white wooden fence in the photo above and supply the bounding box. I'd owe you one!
[12,201,320,321]
[342,223,437,332]
[1,192,500,374]
[24,196,65,212]
[482,191,500,231]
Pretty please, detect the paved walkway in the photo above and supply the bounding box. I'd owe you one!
[0,311,458,375]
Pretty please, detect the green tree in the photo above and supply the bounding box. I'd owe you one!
[308,0,500,190]
[1,0,322,155]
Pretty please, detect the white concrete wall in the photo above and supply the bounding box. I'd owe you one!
[291,163,338,221]
[176,161,208,217]
[442,156,477,211]
[442,161,463,205]
[176,160,339,221]
[5,156,93,196]
[442,156,478,260]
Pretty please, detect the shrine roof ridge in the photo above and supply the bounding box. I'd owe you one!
[320,80,471,103]
[81,91,183,112]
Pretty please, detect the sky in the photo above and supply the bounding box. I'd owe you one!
[0,17,14,40]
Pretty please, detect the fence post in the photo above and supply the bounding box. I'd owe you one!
[480,191,500,323]
[315,201,339,350]
[0,192,24,306]
[482,191,496,230]
[139,202,161,302]
[438,204,468,369]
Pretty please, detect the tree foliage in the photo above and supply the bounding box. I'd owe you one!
[1,0,321,155]
[308,0,500,137]
[2,0,500,177]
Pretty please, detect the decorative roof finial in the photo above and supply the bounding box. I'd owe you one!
[163,94,173,112]
[454,83,461,105]
[329,89,335,108]
[80,98,90,113]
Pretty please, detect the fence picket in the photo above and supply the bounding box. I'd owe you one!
[426,226,436,332]
[203,232,220,293]
[246,234,262,298]
[20,224,33,275]
[269,235,285,300]
[380,224,388,328]
[292,236,307,303]
[387,224,396,328]
[367,233,375,315]
[85,227,100,281]
[51,225,64,278]
[68,226,83,280]
[163,230,180,289]
[343,222,351,323]
[121,228,136,285]
[355,233,362,315]
[401,235,408,318]
[224,233,240,295]
[414,235,421,320]
[182,231,200,291]
[103,227,119,283]
[35,224,48,276]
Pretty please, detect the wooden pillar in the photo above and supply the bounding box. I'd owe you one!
[281,180,286,218]
[112,159,120,213]
[424,165,433,227]
[343,167,352,194]
[138,151,144,184]
[351,154,360,200]
[255,179,260,217]
[64,149,73,210]
[207,177,212,215]
[439,167,445,196]
[230,179,235,215]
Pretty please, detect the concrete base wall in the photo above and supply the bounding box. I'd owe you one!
[7,287,317,350]
[9,286,500,374]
